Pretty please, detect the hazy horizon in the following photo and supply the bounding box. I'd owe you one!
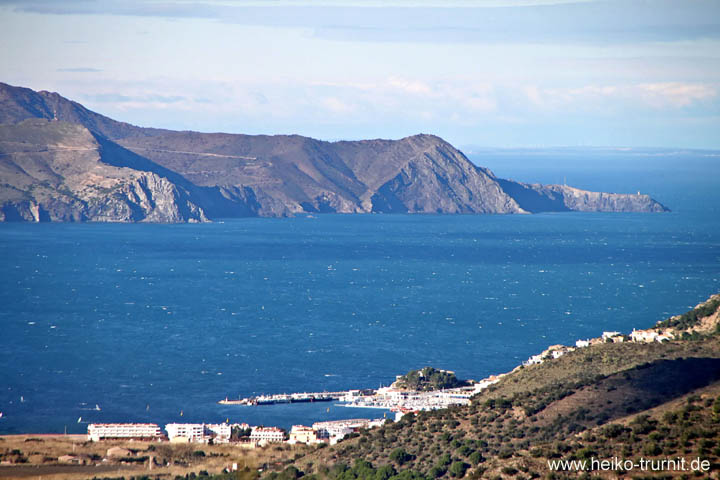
[1,0,719,149]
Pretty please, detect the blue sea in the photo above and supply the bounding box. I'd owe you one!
[1,149,719,434]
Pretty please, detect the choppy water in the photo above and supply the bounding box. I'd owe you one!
[1,150,719,434]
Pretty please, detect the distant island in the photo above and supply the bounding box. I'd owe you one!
[0,82,668,223]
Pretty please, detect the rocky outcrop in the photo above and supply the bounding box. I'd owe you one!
[368,141,523,214]
[0,82,670,222]
[0,120,209,222]
[544,184,669,212]
[498,179,669,213]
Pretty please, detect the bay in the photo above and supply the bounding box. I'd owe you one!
[1,150,719,434]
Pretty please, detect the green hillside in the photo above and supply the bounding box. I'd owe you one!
[273,294,720,479]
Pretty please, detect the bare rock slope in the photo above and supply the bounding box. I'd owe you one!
[0,120,208,222]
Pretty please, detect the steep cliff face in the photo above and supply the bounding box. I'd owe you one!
[543,184,669,212]
[498,179,669,213]
[0,82,671,222]
[368,139,523,214]
[0,120,209,222]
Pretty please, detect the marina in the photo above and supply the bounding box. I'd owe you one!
[219,391,351,406]
[219,381,497,413]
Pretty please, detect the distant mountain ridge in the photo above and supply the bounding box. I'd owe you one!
[0,82,669,222]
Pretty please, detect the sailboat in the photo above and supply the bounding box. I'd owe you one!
[94,404,101,411]
[77,417,82,423]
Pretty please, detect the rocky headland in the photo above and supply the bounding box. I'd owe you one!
[0,82,669,222]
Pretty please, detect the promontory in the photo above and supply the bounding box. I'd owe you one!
[0,82,669,223]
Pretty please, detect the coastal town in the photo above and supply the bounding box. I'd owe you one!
[78,323,686,451]
[84,418,386,447]
[2,295,718,480]
[83,368,499,450]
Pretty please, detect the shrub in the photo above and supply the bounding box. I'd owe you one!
[428,466,447,478]
[389,448,413,466]
[643,442,662,456]
[468,451,484,465]
[448,461,468,478]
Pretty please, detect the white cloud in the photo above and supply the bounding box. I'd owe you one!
[387,77,432,95]
[637,82,718,108]
[521,82,718,112]
[321,97,356,114]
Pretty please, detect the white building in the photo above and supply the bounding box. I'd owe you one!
[166,423,205,443]
[602,331,623,342]
[523,354,544,366]
[575,339,590,348]
[551,345,576,358]
[87,423,163,442]
[375,387,410,402]
[249,427,285,444]
[165,423,232,443]
[311,418,380,444]
[288,425,320,444]
[630,329,674,343]
[472,377,501,393]
[205,423,231,442]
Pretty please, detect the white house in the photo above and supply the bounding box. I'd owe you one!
[602,331,623,342]
[288,425,320,444]
[631,328,674,343]
[523,354,544,366]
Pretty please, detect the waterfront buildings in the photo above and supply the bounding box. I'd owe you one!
[87,423,163,441]
[313,418,385,444]
[288,425,320,444]
[249,426,285,444]
[165,423,233,443]
[166,424,205,443]
[631,328,674,343]
[602,331,624,342]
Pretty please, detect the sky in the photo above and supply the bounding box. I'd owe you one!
[1,0,719,148]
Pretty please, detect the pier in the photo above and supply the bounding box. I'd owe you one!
[218,383,486,411]
[219,391,352,406]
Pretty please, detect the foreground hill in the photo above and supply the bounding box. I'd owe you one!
[285,294,720,479]
[0,82,669,222]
